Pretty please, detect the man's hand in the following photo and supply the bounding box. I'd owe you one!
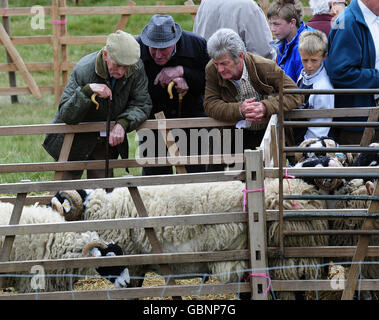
[154,66,184,87]
[89,83,112,100]
[109,123,125,147]
[240,98,266,122]
[172,77,189,96]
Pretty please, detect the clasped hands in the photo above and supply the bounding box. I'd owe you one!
[154,66,189,96]
[240,98,266,122]
[89,83,125,147]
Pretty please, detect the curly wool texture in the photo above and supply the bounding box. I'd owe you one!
[327,179,379,280]
[264,178,328,300]
[82,179,329,288]
[0,202,101,292]
[83,181,248,283]
[329,179,376,246]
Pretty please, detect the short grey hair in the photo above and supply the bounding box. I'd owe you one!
[207,28,246,63]
[309,0,332,15]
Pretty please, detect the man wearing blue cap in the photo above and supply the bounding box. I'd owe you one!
[137,14,210,175]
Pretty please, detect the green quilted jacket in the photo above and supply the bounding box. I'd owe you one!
[43,49,152,161]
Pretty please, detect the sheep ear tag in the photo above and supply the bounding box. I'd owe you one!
[62,199,72,213]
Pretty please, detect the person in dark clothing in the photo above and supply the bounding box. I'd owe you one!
[136,14,210,175]
[43,30,152,180]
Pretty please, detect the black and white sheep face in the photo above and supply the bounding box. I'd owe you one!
[295,155,344,191]
[50,189,90,221]
[294,136,353,166]
[83,242,130,288]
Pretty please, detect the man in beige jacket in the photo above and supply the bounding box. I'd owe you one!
[204,28,303,165]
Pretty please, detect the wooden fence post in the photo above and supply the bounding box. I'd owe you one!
[114,0,136,32]
[184,0,196,20]
[0,181,27,289]
[0,23,42,100]
[128,186,181,300]
[53,133,75,181]
[244,149,269,300]
[52,0,61,104]
[155,112,187,174]
[59,0,68,93]
[360,107,379,147]
[1,0,18,104]
[341,181,379,300]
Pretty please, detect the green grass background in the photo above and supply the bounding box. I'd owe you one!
[0,0,310,184]
[0,0,199,183]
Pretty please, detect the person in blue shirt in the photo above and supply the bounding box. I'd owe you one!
[268,0,314,82]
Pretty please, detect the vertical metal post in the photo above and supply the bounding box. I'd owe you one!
[278,70,285,256]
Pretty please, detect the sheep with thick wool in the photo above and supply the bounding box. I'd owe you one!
[79,181,248,284]
[59,178,329,300]
[293,141,379,288]
[264,178,328,300]
[0,201,128,293]
[327,178,379,281]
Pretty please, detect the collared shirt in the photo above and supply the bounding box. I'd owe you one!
[231,61,262,102]
[230,61,264,130]
[358,0,379,99]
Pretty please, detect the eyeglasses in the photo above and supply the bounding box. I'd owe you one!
[333,1,348,6]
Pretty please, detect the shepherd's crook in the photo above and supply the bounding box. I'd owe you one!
[168,81,183,117]
[91,92,112,183]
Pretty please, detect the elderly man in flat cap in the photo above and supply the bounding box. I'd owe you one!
[136,14,210,175]
[43,30,152,180]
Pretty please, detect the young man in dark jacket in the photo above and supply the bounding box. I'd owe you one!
[43,30,152,179]
[136,14,210,175]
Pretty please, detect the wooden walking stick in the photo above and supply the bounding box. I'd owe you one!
[91,93,112,184]
[168,81,183,117]
[105,97,112,180]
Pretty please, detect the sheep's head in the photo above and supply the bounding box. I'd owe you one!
[295,136,353,166]
[295,155,344,191]
[50,189,88,221]
[82,241,130,288]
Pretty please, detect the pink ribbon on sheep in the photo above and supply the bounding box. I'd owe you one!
[245,272,272,296]
[285,168,300,209]
[242,187,265,212]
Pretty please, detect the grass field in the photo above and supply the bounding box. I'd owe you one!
[0,0,197,183]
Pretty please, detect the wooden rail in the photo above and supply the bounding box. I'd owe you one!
[0,155,251,300]
[2,89,379,299]
[276,86,379,300]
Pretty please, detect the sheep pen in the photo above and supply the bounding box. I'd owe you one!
[54,178,329,300]
[0,201,121,293]
[3,174,376,299]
